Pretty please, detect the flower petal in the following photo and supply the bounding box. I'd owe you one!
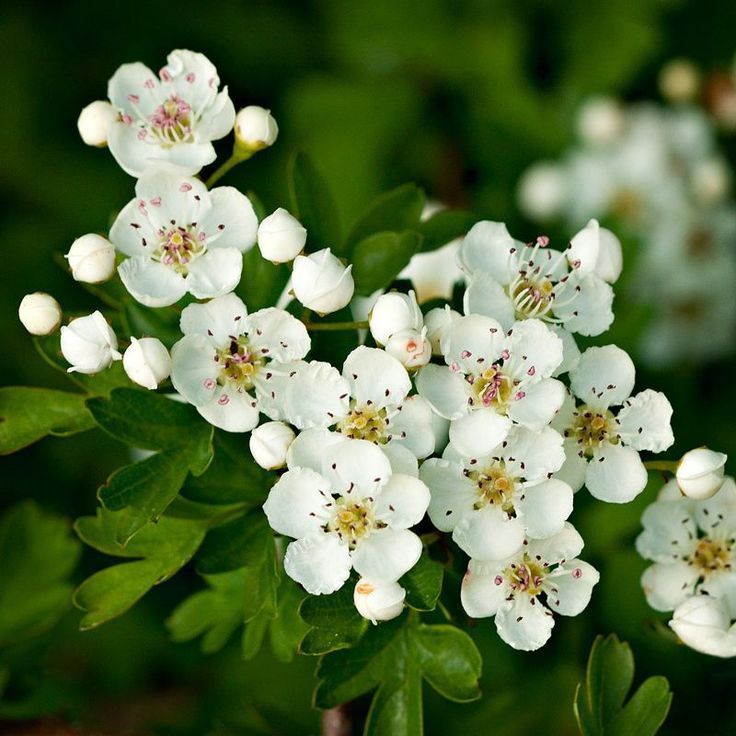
[641,562,699,612]
[545,559,600,616]
[457,221,520,282]
[244,308,311,363]
[118,256,188,307]
[586,444,647,503]
[351,528,422,582]
[504,319,563,381]
[495,596,555,651]
[179,292,248,344]
[186,248,243,300]
[201,186,258,252]
[170,334,218,406]
[570,345,635,409]
[263,466,332,538]
[322,438,392,498]
[461,558,508,618]
[284,533,352,595]
[463,272,515,330]
[421,458,478,532]
[504,426,566,480]
[381,442,419,477]
[636,499,698,563]
[526,522,584,563]
[415,364,470,420]
[554,274,614,337]
[554,440,588,493]
[343,346,411,409]
[441,314,505,373]
[374,474,430,529]
[449,409,512,458]
[388,395,436,459]
[197,384,259,432]
[616,389,674,452]
[670,595,736,658]
[109,198,157,257]
[452,505,526,561]
[516,479,573,539]
[507,378,565,431]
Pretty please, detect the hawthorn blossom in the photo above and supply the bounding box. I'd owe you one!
[420,426,573,560]
[105,49,235,176]
[552,345,674,503]
[636,477,736,613]
[18,293,61,336]
[669,595,736,658]
[60,311,121,374]
[170,293,310,432]
[109,167,258,307]
[677,447,728,500]
[461,523,599,651]
[416,315,565,458]
[263,437,430,595]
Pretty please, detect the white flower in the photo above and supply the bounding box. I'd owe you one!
[552,345,674,503]
[669,595,736,658]
[691,158,731,205]
[122,337,171,390]
[234,106,279,152]
[18,293,61,335]
[249,421,296,470]
[257,208,306,263]
[516,162,565,221]
[109,166,257,307]
[170,294,310,432]
[354,578,406,623]
[567,219,623,284]
[291,248,354,314]
[77,100,115,147]
[424,306,459,356]
[659,59,701,104]
[461,523,599,651]
[384,328,432,370]
[66,234,116,284]
[460,221,616,338]
[263,436,430,594]
[576,97,624,146]
[416,315,565,458]
[398,241,465,303]
[636,477,736,613]
[105,49,235,176]
[60,311,122,374]
[369,290,423,346]
[421,426,572,560]
[677,448,728,500]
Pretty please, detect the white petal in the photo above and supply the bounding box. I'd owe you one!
[586,444,647,503]
[636,500,698,563]
[118,256,187,307]
[545,559,600,616]
[516,479,573,539]
[453,506,526,561]
[555,274,614,337]
[263,467,332,538]
[696,477,736,538]
[388,395,436,459]
[159,141,218,175]
[108,198,157,257]
[170,334,218,406]
[504,426,566,480]
[284,533,352,595]
[186,248,243,300]
[195,89,236,141]
[106,123,156,178]
[457,221,520,282]
[162,50,221,116]
[421,458,478,532]
[374,474,430,529]
[463,272,515,329]
[322,438,392,497]
[495,596,555,651]
[670,595,736,658]
[616,390,674,452]
[201,187,258,252]
[461,559,508,618]
[507,378,565,431]
[133,166,210,224]
[526,522,584,563]
[441,314,505,372]
[570,345,635,409]
[641,562,699,612]
[343,346,411,409]
[179,292,248,344]
[108,61,159,115]
[554,440,588,493]
[286,428,343,473]
[551,327,581,377]
[351,528,422,581]
[244,308,311,363]
[415,364,470,420]
[504,319,563,381]
[381,442,419,477]
[197,384,259,432]
[449,409,512,458]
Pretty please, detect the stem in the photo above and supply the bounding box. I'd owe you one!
[303,320,369,332]
[644,460,678,474]
[205,149,252,188]
[321,704,353,736]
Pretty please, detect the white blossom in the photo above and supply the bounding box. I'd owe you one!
[170,294,310,432]
[669,595,736,657]
[60,311,122,374]
[421,426,572,560]
[249,421,296,470]
[369,290,423,346]
[257,208,306,263]
[109,166,257,307]
[263,437,430,595]
[677,448,728,500]
[461,523,599,651]
[122,337,171,389]
[576,97,625,146]
[384,328,432,370]
[66,234,116,284]
[105,49,235,176]
[354,578,406,623]
[18,293,61,336]
[552,345,673,503]
[659,60,701,104]
[234,106,278,152]
[516,162,566,221]
[77,100,115,147]
[291,248,354,315]
[424,306,459,356]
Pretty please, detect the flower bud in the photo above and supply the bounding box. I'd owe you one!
[691,158,731,206]
[18,292,62,336]
[66,234,116,284]
[249,421,296,470]
[60,311,121,374]
[257,208,307,263]
[77,100,116,147]
[576,97,624,146]
[234,106,278,153]
[424,306,459,356]
[676,448,728,500]
[292,248,354,315]
[669,595,736,658]
[353,578,405,624]
[659,59,700,104]
[369,290,423,346]
[123,337,171,390]
[568,219,622,283]
[384,328,431,370]
[516,162,565,221]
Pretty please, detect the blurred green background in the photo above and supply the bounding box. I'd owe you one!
[3,0,736,733]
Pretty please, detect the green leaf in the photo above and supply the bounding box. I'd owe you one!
[345,184,425,254]
[269,578,309,663]
[314,616,482,735]
[574,634,672,736]
[73,509,206,630]
[0,387,95,455]
[351,230,423,295]
[124,302,183,348]
[288,151,342,254]
[0,503,81,645]
[400,552,444,611]
[299,581,368,655]
[237,246,291,312]
[417,210,475,252]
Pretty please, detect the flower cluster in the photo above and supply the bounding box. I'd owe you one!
[20,48,697,656]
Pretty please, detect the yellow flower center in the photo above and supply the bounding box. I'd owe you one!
[468,464,517,513]
[155,225,204,274]
[327,498,385,549]
[471,366,514,411]
[509,275,555,319]
[693,537,732,576]
[565,405,619,457]
[337,404,389,443]
[215,337,264,391]
[505,556,546,596]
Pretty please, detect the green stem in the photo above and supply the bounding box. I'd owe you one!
[205,149,252,188]
[644,460,678,474]
[303,320,369,332]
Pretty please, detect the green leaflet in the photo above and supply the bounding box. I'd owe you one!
[351,230,423,295]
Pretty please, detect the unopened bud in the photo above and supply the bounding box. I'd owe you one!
[424,306,459,356]
[576,97,624,146]
[249,421,296,470]
[659,59,701,104]
[676,448,728,500]
[292,248,354,315]
[235,106,278,153]
[257,208,307,263]
[353,578,405,624]
[384,328,431,370]
[18,292,62,335]
[60,311,121,374]
[369,290,423,346]
[123,337,171,390]
[78,100,116,147]
[66,234,116,284]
